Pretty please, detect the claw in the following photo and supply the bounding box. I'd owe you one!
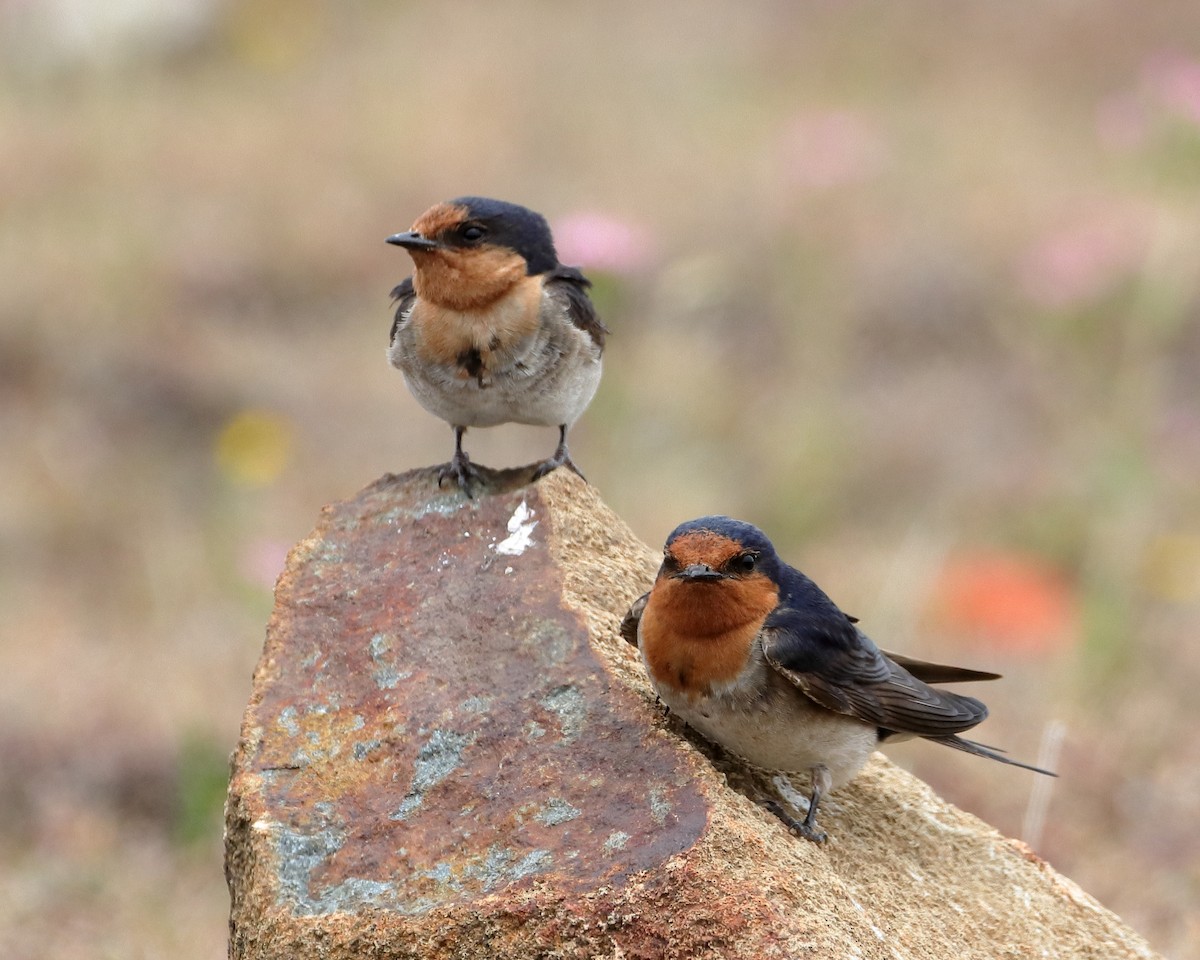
[438,427,485,496]
[437,455,484,496]
[762,799,826,843]
[762,765,831,844]
[531,424,586,482]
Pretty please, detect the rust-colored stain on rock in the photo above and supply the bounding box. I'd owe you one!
[242,468,706,916]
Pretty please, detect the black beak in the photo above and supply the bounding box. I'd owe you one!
[386,231,439,250]
[673,564,726,583]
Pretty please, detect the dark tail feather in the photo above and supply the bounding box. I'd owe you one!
[927,735,1057,776]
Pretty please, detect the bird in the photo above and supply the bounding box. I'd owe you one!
[621,516,1055,842]
[386,196,607,494]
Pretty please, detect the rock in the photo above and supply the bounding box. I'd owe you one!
[226,467,1160,959]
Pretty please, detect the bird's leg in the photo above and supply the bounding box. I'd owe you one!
[763,765,830,843]
[531,424,586,481]
[799,765,831,842]
[437,426,485,495]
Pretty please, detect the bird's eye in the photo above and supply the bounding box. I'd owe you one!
[461,224,486,243]
[730,552,758,574]
[661,552,679,572]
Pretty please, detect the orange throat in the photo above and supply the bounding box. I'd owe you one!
[639,574,778,699]
[410,244,530,311]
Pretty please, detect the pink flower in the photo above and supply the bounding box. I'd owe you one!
[1017,209,1148,309]
[552,212,653,274]
[778,109,887,190]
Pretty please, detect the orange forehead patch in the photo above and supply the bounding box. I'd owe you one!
[412,202,470,239]
[666,531,745,570]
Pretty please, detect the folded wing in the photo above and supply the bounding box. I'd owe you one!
[761,604,990,738]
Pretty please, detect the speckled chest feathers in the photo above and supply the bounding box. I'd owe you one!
[406,273,545,384]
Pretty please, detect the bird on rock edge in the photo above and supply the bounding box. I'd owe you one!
[622,516,1055,842]
[387,196,606,495]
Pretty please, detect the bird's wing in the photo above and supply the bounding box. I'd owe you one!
[389,276,416,343]
[881,651,1001,685]
[762,604,989,737]
[545,266,608,350]
[620,592,649,647]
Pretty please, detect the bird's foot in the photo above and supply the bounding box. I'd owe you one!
[437,451,486,496]
[531,428,586,482]
[531,452,584,482]
[762,799,826,844]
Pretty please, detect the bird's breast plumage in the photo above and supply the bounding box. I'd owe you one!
[388,275,601,428]
[638,625,878,786]
[406,275,544,377]
[638,573,779,700]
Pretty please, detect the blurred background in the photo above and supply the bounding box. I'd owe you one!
[2,1,1199,956]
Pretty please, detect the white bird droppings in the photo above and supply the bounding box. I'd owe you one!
[494,500,538,556]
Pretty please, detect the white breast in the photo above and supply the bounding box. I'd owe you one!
[389,295,602,429]
[645,647,879,791]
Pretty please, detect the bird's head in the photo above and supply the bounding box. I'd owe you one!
[661,516,780,584]
[387,197,558,310]
[650,517,783,635]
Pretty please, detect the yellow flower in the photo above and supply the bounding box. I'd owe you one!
[215,409,293,487]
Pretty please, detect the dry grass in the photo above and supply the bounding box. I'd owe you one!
[2,1,1199,956]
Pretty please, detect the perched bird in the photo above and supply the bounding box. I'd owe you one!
[386,196,607,493]
[621,516,1055,842]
